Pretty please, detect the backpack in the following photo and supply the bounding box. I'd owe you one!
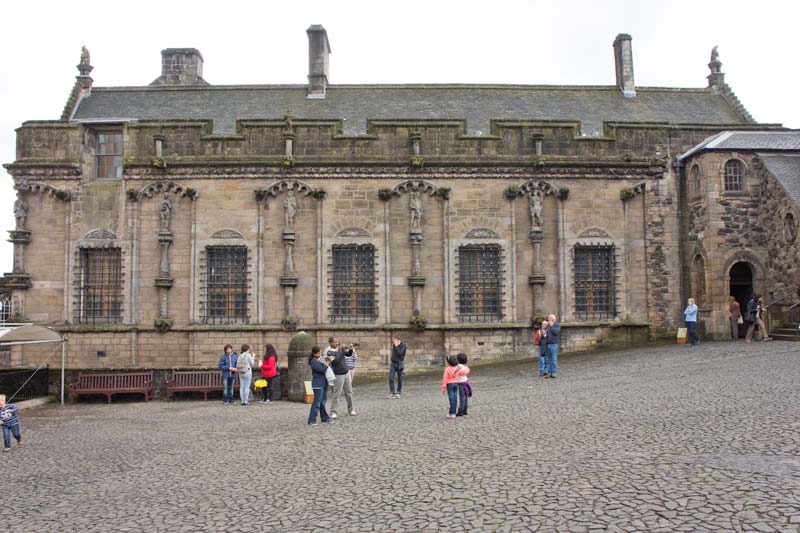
[534,330,541,346]
[237,353,252,374]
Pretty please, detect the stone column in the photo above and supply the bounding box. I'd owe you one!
[528,229,545,318]
[280,227,299,328]
[408,229,425,315]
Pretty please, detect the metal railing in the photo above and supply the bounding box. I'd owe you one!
[0,366,50,402]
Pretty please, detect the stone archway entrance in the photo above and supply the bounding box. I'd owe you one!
[729,262,753,338]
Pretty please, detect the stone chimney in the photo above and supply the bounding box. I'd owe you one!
[307,25,331,98]
[613,34,636,98]
[707,45,725,88]
[150,48,208,86]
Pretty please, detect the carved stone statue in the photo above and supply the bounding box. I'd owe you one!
[529,190,543,229]
[80,46,91,67]
[710,45,719,64]
[284,190,297,228]
[409,191,423,230]
[14,196,28,230]
[159,193,172,232]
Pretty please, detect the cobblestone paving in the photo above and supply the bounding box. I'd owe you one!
[4,341,800,532]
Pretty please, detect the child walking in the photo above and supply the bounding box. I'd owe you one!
[0,394,22,452]
[535,320,548,377]
[456,353,471,417]
[442,355,460,419]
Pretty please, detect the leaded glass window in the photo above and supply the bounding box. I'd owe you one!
[78,248,123,324]
[205,246,248,324]
[574,245,615,318]
[331,245,375,323]
[458,245,502,322]
[724,159,744,192]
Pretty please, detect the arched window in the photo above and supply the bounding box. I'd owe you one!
[724,159,745,192]
[691,165,701,199]
[0,294,11,324]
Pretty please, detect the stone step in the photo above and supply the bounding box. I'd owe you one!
[770,333,800,341]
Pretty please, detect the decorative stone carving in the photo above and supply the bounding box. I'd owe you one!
[84,229,118,240]
[14,180,71,201]
[465,228,500,239]
[284,190,297,229]
[159,193,172,232]
[337,228,371,238]
[211,229,244,239]
[135,181,197,201]
[392,179,444,197]
[578,228,611,238]
[256,179,314,201]
[409,191,423,230]
[13,196,28,230]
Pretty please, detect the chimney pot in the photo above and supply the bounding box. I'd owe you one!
[613,34,636,98]
[150,48,208,86]
[307,25,331,98]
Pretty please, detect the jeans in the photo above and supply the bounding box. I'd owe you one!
[389,363,404,394]
[686,321,700,345]
[222,375,236,403]
[239,372,252,404]
[538,346,547,374]
[545,343,559,375]
[308,386,330,424]
[446,383,459,415]
[457,383,469,415]
[331,372,354,414]
[3,423,21,448]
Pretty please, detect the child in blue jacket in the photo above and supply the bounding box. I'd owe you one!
[1,394,22,451]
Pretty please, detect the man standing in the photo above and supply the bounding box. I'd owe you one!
[329,341,357,418]
[389,335,406,398]
[545,314,561,379]
[217,344,238,405]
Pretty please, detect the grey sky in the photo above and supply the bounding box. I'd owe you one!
[1,0,798,272]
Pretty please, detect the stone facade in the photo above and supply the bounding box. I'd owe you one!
[4,28,796,373]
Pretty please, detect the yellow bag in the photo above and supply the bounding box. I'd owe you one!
[254,379,268,389]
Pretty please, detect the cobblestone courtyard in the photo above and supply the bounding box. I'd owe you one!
[4,341,800,532]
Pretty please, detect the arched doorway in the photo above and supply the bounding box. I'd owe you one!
[729,262,753,337]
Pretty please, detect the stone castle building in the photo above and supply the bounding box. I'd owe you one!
[2,27,798,373]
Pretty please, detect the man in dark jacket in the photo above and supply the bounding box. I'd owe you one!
[389,335,406,398]
[545,314,561,378]
[328,337,357,418]
[218,345,238,405]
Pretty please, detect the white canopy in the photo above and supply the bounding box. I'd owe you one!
[0,324,65,345]
[0,324,66,403]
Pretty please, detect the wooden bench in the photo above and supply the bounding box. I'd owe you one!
[165,370,238,400]
[70,372,155,403]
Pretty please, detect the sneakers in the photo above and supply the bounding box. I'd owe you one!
[387,393,396,399]
[265,399,271,403]
[447,414,456,419]
[395,393,401,399]
[258,399,268,404]
[326,419,336,424]
[550,374,557,379]
[308,422,319,426]
[348,410,358,416]
[331,412,338,419]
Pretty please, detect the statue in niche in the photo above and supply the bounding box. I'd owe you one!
[710,45,719,64]
[159,193,172,232]
[14,196,28,230]
[409,191,423,230]
[529,189,543,229]
[284,190,297,228]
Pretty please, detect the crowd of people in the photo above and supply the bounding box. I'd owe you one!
[686,293,773,346]
[217,343,279,405]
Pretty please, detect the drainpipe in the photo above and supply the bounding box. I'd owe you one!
[673,158,687,310]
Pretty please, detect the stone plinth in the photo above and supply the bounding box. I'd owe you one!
[286,330,315,402]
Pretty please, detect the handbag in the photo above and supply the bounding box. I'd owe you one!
[254,379,268,389]
[737,316,744,324]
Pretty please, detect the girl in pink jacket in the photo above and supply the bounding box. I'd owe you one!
[442,356,461,419]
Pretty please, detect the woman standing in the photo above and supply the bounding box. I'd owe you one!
[237,344,255,405]
[729,296,742,340]
[259,344,278,403]
[684,298,700,346]
[308,347,333,425]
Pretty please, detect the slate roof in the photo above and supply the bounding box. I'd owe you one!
[758,153,800,206]
[678,131,800,161]
[71,84,748,135]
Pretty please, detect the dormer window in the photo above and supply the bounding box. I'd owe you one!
[96,131,123,179]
